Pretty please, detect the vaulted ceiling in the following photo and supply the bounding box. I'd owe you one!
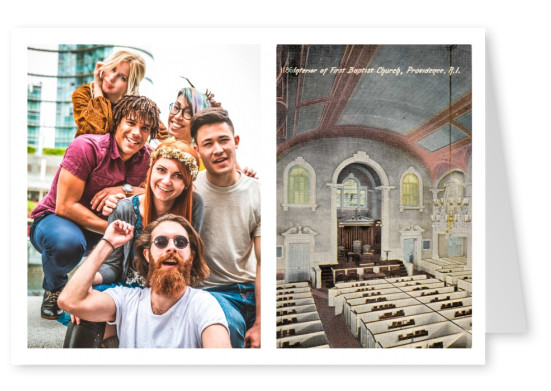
[276,44,472,183]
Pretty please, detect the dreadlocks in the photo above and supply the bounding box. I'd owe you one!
[111,95,161,138]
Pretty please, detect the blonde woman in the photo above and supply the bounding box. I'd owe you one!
[72,50,146,138]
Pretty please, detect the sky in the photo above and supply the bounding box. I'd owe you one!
[139,43,263,174]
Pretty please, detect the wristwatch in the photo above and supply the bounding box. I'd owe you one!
[122,184,133,196]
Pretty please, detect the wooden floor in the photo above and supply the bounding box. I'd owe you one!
[311,287,362,348]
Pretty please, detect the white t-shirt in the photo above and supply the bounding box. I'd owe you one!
[194,171,261,288]
[105,286,228,348]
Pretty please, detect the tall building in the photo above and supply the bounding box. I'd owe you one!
[27,44,154,150]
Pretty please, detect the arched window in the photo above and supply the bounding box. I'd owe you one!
[343,178,359,207]
[282,157,318,211]
[288,166,309,204]
[400,167,424,212]
[337,173,370,210]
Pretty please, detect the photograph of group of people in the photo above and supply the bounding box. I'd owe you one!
[27,46,262,349]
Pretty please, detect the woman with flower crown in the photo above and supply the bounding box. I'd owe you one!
[62,138,203,348]
[96,138,202,287]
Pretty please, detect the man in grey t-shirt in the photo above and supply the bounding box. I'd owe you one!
[191,108,261,348]
[58,214,230,348]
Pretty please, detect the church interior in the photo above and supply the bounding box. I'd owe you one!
[276,44,473,349]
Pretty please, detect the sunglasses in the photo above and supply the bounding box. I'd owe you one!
[153,235,189,249]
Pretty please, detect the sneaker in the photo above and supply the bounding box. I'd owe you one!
[41,289,64,320]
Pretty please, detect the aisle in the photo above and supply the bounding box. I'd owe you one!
[311,287,361,348]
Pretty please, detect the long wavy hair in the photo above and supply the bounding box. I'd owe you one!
[142,139,199,227]
[99,50,146,95]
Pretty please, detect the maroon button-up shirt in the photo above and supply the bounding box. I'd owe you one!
[31,133,151,220]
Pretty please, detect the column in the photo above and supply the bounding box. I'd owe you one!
[327,183,339,264]
[376,185,395,255]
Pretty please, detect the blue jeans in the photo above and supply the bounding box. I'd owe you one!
[29,213,103,292]
[205,284,256,348]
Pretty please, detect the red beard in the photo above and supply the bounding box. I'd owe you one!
[147,252,192,297]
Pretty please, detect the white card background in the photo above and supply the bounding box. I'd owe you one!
[2,1,549,389]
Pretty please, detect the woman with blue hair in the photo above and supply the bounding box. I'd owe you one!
[149,80,219,150]
[150,81,255,176]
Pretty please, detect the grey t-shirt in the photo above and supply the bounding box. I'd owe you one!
[105,286,228,348]
[193,171,261,288]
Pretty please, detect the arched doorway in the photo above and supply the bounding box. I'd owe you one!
[335,164,382,262]
[328,151,392,263]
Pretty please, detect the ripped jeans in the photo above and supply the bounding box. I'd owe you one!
[205,284,256,348]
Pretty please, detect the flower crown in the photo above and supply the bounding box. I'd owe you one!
[150,146,199,181]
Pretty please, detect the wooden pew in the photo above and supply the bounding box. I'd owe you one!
[343,292,410,322]
[371,320,467,348]
[416,290,469,304]
[384,275,428,284]
[277,311,320,326]
[406,285,456,298]
[424,297,473,312]
[349,297,421,337]
[438,305,472,320]
[332,281,394,312]
[417,257,467,275]
[276,320,324,339]
[457,277,472,293]
[394,331,472,349]
[276,291,313,302]
[276,297,315,309]
[334,286,402,315]
[434,266,468,281]
[276,286,311,296]
[277,330,330,349]
[389,277,442,289]
[358,311,448,348]
[276,303,317,317]
[328,279,393,307]
[276,281,309,290]
[444,270,473,286]
[397,281,446,294]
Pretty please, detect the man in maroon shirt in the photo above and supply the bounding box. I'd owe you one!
[30,95,160,320]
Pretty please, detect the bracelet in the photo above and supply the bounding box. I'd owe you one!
[101,237,115,251]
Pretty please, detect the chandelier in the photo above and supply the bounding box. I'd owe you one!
[432,185,471,233]
[430,45,471,235]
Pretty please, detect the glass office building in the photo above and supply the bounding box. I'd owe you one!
[27,44,154,149]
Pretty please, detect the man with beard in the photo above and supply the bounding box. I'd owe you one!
[58,214,231,348]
